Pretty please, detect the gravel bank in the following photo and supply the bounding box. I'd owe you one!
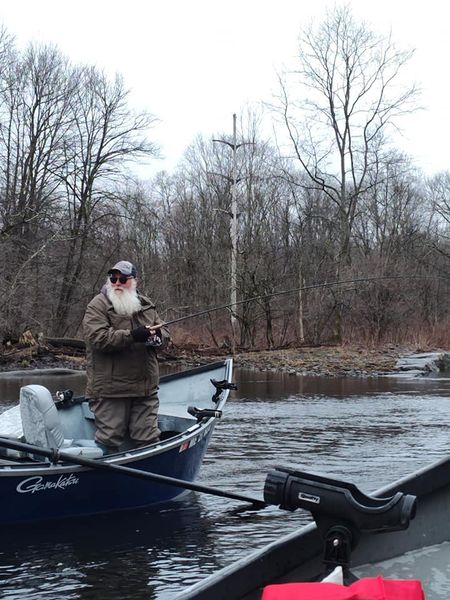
[1,342,445,378]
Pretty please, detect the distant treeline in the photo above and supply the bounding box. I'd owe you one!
[1,9,449,350]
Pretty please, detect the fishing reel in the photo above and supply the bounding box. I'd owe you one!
[145,334,162,347]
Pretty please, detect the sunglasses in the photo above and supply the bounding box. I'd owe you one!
[109,275,132,284]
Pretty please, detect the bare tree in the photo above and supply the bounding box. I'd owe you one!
[274,5,418,270]
[0,43,73,337]
[272,5,419,340]
[53,66,159,334]
[426,171,450,248]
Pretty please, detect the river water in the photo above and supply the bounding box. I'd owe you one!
[0,367,450,599]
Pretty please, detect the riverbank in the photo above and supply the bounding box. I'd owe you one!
[189,344,443,377]
[234,345,406,377]
[0,342,447,377]
[1,339,443,377]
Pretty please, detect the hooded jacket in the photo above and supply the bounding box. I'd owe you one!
[83,290,170,399]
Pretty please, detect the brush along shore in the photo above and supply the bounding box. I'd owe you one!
[0,334,442,378]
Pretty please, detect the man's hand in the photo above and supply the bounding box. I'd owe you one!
[131,326,151,342]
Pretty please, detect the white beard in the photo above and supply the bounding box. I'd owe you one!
[106,280,142,316]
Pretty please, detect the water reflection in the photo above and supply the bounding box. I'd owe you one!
[0,496,220,600]
[234,367,450,398]
[0,369,86,410]
[0,363,186,407]
[0,366,450,598]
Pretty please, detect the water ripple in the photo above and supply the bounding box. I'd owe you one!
[1,371,450,598]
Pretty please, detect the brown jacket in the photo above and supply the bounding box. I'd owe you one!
[83,291,170,399]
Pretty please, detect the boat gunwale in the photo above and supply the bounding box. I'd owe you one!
[159,359,230,383]
[0,358,233,476]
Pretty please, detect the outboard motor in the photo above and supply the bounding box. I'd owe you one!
[264,466,417,583]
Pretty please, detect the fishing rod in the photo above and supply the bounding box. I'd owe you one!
[150,274,442,330]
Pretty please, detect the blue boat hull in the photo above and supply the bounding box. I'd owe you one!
[0,360,232,523]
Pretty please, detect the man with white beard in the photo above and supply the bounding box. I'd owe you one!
[82,260,170,454]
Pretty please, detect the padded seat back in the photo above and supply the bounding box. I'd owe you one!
[19,385,104,458]
[20,385,64,448]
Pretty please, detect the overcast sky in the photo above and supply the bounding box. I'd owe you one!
[1,0,449,177]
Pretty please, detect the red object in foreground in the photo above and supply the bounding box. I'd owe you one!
[262,576,425,600]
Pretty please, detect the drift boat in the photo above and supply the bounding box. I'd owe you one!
[177,455,450,599]
[0,359,233,523]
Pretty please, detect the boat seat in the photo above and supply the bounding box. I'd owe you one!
[19,385,104,459]
[0,404,28,459]
[0,404,23,440]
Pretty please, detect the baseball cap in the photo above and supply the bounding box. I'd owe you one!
[107,260,137,277]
